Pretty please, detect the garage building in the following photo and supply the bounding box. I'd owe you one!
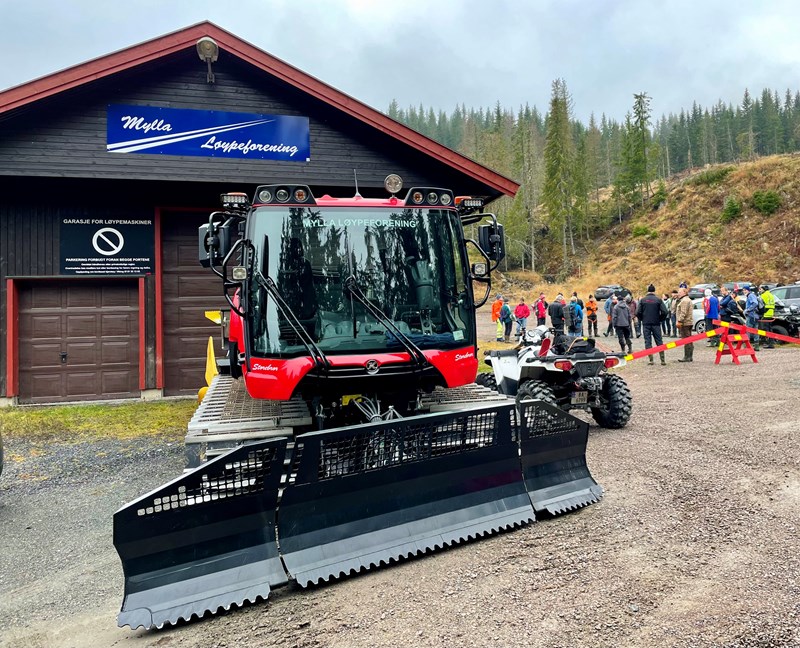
[0,22,517,404]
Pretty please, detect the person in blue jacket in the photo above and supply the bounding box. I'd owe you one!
[743,285,760,350]
[703,288,720,346]
[603,295,615,337]
[567,296,584,337]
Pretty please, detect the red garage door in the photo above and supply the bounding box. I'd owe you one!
[18,281,140,404]
[161,212,227,396]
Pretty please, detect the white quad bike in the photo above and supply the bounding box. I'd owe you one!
[477,325,633,428]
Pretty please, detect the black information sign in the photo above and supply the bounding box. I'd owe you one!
[60,216,155,275]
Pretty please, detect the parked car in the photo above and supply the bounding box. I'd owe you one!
[722,281,752,296]
[770,284,800,310]
[688,283,720,299]
[692,298,707,332]
[595,284,631,300]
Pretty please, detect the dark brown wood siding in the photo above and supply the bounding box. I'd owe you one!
[160,210,228,396]
[0,50,490,195]
[0,192,156,395]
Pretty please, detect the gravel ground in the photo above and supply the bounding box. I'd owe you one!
[1,336,799,648]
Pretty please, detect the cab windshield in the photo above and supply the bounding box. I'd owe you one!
[247,206,473,357]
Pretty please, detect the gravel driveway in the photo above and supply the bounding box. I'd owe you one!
[1,342,799,648]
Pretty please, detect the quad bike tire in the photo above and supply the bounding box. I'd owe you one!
[770,324,788,345]
[475,372,498,392]
[515,380,558,408]
[591,374,632,429]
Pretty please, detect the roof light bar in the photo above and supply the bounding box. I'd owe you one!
[221,192,250,209]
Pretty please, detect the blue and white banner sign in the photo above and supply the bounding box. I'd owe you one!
[107,105,310,161]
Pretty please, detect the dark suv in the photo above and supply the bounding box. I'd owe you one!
[688,283,720,299]
[595,284,631,300]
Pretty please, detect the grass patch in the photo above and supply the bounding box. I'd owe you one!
[0,399,197,442]
[631,223,658,239]
[476,339,512,373]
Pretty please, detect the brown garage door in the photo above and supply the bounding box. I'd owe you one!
[18,281,140,404]
[162,212,227,396]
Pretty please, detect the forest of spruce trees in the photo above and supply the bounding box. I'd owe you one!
[388,82,800,278]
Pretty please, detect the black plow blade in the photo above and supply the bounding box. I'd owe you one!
[277,403,535,587]
[517,400,603,515]
[113,438,288,629]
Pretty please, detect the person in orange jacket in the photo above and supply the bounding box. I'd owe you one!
[491,294,504,341]
[585,294,599,337]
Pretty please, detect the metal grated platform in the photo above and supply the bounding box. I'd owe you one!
[187,376,312,440]
[419,383,510,412]
[184,376,312,469]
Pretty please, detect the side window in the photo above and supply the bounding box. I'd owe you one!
[772,287,787,300]
[786,287,800,299]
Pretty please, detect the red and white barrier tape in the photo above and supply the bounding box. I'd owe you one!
[712,319,800,345]
[622,327,726,362]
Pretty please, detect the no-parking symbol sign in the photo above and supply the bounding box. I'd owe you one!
[60,216,154,275]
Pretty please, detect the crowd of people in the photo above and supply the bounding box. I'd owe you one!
[490,281,779,364]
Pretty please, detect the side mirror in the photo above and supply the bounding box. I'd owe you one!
[199,220,234,267]
[477,223,505,262]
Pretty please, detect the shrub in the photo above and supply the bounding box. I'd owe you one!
[652,181,668,208]
[631,224,658,239]
[720,195,742,223]
[751,189,781,215]
[686,166,734,187]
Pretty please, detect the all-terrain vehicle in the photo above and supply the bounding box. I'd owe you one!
[477,325,632,428]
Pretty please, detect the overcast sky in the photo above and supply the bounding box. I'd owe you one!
[2,0,799,123]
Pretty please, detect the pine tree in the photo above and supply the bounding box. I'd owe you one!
[542,79,575,270]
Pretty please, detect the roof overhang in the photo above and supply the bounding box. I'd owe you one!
[0,22,519,198]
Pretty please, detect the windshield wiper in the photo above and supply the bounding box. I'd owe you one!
[254,272,331,374]
[344,275,429,369]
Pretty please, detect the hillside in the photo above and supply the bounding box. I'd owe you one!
[498,154,800,300]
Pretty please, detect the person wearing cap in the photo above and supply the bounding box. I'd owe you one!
[743,285,760,350]
[499,297,514,343]
[760,285,776,349]
[548,293,566,333]
[675,287,695,362]
[636,284,669,365]
[703,288,720,346]
[535,293,548,327]
[491,294,504,342]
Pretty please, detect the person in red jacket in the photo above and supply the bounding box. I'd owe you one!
[535,293,548,326]
[514,297,531,339]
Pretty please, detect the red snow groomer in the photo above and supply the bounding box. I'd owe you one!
[113,175,603,629]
